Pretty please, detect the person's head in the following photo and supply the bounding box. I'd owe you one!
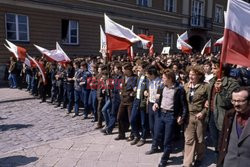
[162,69,176,87]
[188,66,205,85]
[203,61,212,74]
[146,66,158,80]
[137,61,148,75]
[211,58,231,77]
[166,59,172,68]
[122,63,133,76]
[73,61,80,69]
[232,87,250,114]
[114,63,122,75]
[80,62,87,71]
[172,63,179,73]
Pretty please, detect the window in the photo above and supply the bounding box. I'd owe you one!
[191,0,205,26]
[164,0,177,12]
[62,20,79,45]
[215,5,223,23]
[137,0,152,7]
[164,32,174,48]
[5,13,29,41]
[137,28,149,35]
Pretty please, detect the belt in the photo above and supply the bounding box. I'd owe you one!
[161,109,174,113]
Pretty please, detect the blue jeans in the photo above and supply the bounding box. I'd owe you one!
[31,77,38,95]
[148,102,157,138]
[26,74,32,90]
[106,95,120,133]
[102,97,112,127]
[8,74,17,88]
[88,90,97,120]
[154,111,175,164]
[81,88,90,117]
[74,89,83,115]
[67,85,74,113]
[209,113,221,151]
[131,99,149,139]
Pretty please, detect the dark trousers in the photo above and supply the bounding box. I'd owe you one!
[130,98,148,139]
[74,89,83,115]
[106,95,120,133]
[209,113,221,152]
[154,111,175,164]
[89,90,97,120]
[148,102,157,138]
[67,85,74,113]
[117,103,132,137]
[82,88,90,117]
[51,84,58,103]
[97,98,105,127]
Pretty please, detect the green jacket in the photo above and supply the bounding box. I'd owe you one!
[184,82,209,116]
[207,77,239,131]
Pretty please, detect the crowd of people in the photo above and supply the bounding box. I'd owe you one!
[5,52,250,167]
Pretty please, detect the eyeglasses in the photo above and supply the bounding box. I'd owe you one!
[231,99,248,104]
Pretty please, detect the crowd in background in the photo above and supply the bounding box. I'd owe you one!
[5,52,250,167]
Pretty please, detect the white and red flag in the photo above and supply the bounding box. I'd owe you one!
[221,0,250,67]
[138,34,154,56]
[214,36,224,46]
[4,39,27,62]
[177,34,192,54]
[27,55,47,84]
[34,43,70,62]
[179,31,189,42]
[201,39,211,55]
[24,57,36,68]
[104,14,149,57]
[99,25,107,56]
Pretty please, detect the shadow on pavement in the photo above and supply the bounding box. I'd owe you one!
[0,124,33,132]
[0,97,35,104]
[0,155,38,167]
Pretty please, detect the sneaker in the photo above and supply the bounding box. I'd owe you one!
[136,139,146,147]
[126,136,134,142]
[104,130,112,135]
[72,114,79,118]
[130,137,140,145]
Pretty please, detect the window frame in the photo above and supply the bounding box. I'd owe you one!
[214,4,223,24]
[164,32,174,48]
[164,0,177,13]
[137,0,152,7]
[5,13,30,42]
[61,19,79,45]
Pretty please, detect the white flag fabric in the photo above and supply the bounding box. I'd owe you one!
[221,0,250,67]
[100,25,107,54]
[201,39,211,55]
[27,55,46,83]
[177,34,192,54]
[4,39,27,62]
[214,36,224,46]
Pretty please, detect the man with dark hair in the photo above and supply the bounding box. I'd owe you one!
[218,86,250,167]
[146,69,188,167]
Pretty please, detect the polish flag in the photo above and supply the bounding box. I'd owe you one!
[179,31,189,42]
[138,34,154,56]
[4,39,27,62]
[34,43,71,62]
[99,25,107,56]
[214,36,224,46]
[201,39,211,55]
[27,55,47,84]
[104,14,149,54]
[127,26,135,62]
[24,57,36,68]
[221,0,250,67]
[177,34,192,54]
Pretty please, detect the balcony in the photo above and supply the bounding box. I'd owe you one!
[189,15,212,30]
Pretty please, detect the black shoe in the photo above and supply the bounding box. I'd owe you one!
[194,160,202,167]
[114,135,126,140]
[136,139,146,147]
[100,128,106,133]
[158,162,167,167]
[104,130,112,135]
[130,137,140,145]
[145,149,159,155]
[72,114,79,118]
[126,136,134,142]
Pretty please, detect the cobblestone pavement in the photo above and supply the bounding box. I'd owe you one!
[0,88,216,167]
[0,88,95,154]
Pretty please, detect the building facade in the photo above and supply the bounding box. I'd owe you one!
[0,0,230,76]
